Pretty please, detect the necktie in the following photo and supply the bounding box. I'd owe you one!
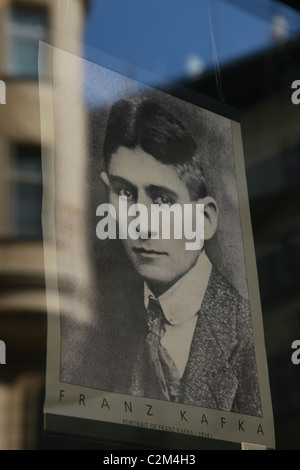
[145,296,181,401]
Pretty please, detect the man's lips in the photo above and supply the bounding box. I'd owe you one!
[132,247,168,256]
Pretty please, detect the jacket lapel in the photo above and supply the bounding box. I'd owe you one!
[178,268,239,411]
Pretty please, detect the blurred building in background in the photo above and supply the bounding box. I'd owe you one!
[0,0,87,449]
[0,0,299,450]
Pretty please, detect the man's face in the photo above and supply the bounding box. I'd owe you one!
[102,146,209,295]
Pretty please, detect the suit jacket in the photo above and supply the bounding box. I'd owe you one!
[176,268,262,417]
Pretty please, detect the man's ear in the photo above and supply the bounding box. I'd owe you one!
[198,196,218,241]
[100,171,110,188]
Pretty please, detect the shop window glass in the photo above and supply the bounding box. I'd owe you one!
[10,144,43,239]
[7,4,48,78]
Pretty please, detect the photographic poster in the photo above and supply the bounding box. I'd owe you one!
[40,41,275,449]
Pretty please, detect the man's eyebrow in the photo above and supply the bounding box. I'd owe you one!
[107,176,179,200]
[147,185,178,200]
[108,175,137,190]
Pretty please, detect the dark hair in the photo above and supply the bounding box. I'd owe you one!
[103,98,207,200]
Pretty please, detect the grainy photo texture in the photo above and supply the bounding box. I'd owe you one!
[57,64,262,418]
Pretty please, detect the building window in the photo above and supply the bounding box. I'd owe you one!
[9,144,43,239]
[7,3,48,78]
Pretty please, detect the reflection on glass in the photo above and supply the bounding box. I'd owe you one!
[7,3,47,77]
[9,144,43,239]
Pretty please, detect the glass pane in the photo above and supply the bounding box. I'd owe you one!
[13,145,42,174]
[10,38,40,77]
[11,5,47,29]
[9,5,47,77]
[12,182,43,239]
[10,144,43,239]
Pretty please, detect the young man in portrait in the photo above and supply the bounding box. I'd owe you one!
[59,94,262,418]
[91,97,263,418]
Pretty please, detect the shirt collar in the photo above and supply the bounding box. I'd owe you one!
[144,251,212,326]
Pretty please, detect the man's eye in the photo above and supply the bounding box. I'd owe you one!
[154,196,173,206]
[119,188,134,199]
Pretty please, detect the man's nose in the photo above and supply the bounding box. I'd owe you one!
[135,195,158,240]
